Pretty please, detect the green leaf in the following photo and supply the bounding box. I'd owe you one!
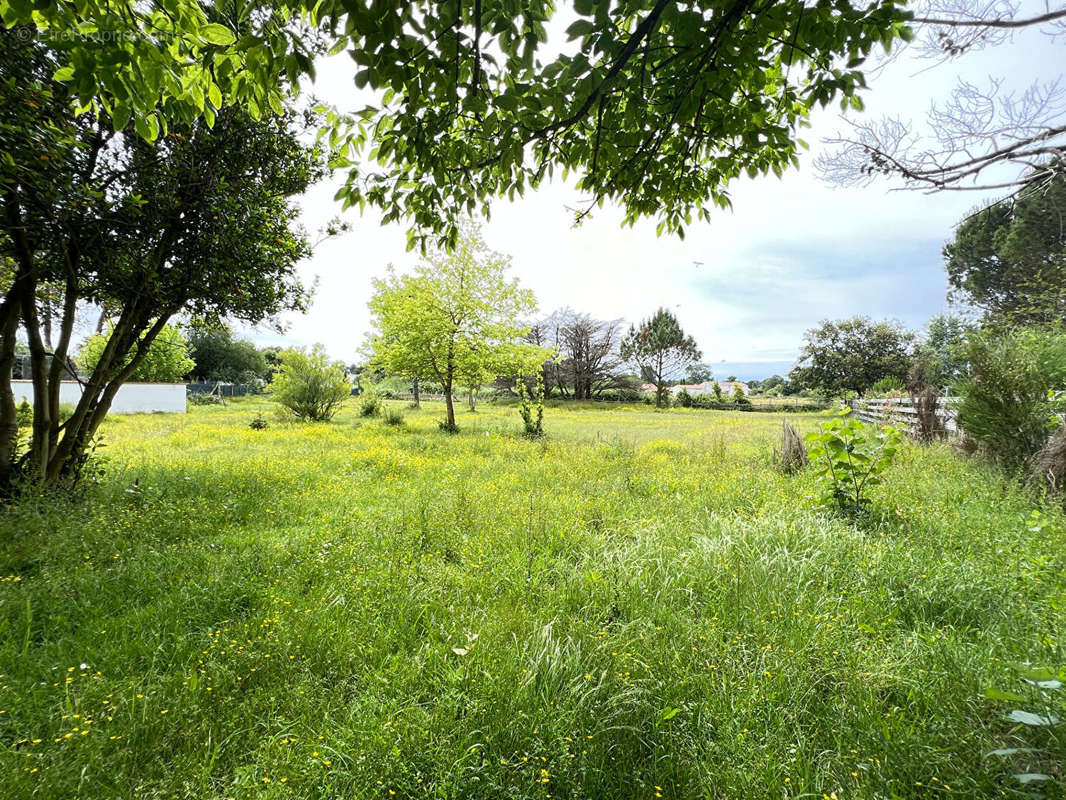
[1014,774,1053,785]
[111,102,131,132]
[1006,709,1060,726]
[200,23,236,46]
[565,20,596,39]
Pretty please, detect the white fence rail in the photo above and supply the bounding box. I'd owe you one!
[11,380,187,415]
[849,396,961,434]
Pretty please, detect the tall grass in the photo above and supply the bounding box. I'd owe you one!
[1,399,1063,799]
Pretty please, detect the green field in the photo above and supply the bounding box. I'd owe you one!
[1,399,1064,799]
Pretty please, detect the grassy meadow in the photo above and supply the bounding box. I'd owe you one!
[1,398,1064,799]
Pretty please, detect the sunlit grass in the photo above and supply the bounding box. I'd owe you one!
[1,397,1064,799]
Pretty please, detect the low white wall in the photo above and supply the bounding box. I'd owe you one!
[11,380,187,415]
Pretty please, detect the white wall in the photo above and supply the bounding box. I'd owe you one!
[11,381,187,415]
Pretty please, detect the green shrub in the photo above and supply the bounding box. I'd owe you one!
[359,388,382,418]
[870,376,905,397]
[271,345,351,422]
[805,413,902,513]
[517,375,545,437]
[956,328,1066,473]
[15,399,32,430]
[249,413,269,430]
[675,389,693,407]
[383,407,405,426]
[188,392,223,406]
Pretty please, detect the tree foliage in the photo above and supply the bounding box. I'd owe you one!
[186,325,270,383]
[0,28,322,490]
[956,327,1066,473]
[943,173,1066,325]
[789,317,916,399]
[918,313,972,386]
[621,308,700,408]
[271,346,351,422]
[366,225,547,429]
[686,362,714,384]
[2,1,910,246]
[78,324,194,383]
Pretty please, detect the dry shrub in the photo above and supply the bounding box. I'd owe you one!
[907,362,946,443]
[1031,427,1066,497]
[772,420,808,474]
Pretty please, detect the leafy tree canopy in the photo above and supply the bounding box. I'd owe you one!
[789,317,915,399]
[78,324,194,383]
[0,27,323,489]
[621,308,700,407]
[944,171,1066,325]
[686,362,714,384]
[2,0,911,245]
[366,224,547,428]
[186,325,270,383]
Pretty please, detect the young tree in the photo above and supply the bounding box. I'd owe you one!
[0,30,322,490]
[366,225,547,430]
[79,324,195,383]
[271,346,351,422]
[621,309,701,408]
[789,317,916,399]
[943,174,1066,325]
[6,3,909,247]
[918,313,973,386]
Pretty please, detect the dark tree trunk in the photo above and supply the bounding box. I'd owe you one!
[412,377,420,407]
[444,380,455,428]
[0,290,22,492]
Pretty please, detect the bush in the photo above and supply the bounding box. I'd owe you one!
[956,328,1066,473]
[597,387,642,402]
[517,375,545,437]
[15,399,32,430]
[805,413,902,513]
[271,345,350,422]
[249,413,269,430]
[383,407,405,426]
[188,392,223,406]
[675,389,693,408]
[359,388,382,418]
[438,419,460,434]
[870,376,905,397]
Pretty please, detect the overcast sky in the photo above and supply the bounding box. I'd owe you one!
[243,5,1060,370]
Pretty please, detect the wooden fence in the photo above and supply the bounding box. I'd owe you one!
[848,396,961,434]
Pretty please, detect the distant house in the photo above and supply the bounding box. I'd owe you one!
[669,380,750,397]
[638,380,751,397]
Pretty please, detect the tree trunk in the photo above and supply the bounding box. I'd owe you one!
[0,290,22,492]
[467,386,475,411]
[444,380,455,428]
[412,377,420,408]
